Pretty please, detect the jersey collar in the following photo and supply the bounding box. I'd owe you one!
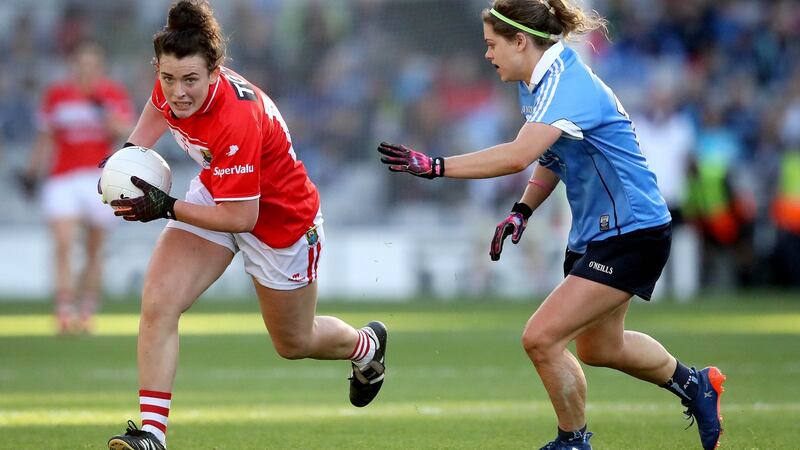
[524,41,564,93]
[196,74,222,115]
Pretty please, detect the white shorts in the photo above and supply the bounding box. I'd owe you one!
[166,177,324,291]
[41,168,116,228]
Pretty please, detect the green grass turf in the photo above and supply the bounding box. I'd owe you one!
[0,292,798,449]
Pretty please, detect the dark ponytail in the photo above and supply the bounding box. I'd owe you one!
[153,0,226,72]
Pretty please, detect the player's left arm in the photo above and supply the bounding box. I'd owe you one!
[111,176,258,231]
[378,122,562,179]
[172,198,258,232]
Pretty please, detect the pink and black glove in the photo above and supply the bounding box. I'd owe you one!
[377,141,445,179]
[490,202,533,261]
[110,176,176,222]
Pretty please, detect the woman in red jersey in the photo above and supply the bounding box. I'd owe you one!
[106,2,386,449]
[23,40,134,334]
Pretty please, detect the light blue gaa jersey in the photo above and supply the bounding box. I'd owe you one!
[519,42,670,253]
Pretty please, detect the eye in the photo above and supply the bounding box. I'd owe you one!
[185,78,197,85]
[162,76,174,84]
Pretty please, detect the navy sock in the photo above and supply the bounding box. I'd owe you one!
[558,424,587,442]
[660,361,698,403]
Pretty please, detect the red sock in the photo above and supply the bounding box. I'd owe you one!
[139,389,171,445]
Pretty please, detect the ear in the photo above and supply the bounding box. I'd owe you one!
[514,32,529,51]
[209,66,221,84]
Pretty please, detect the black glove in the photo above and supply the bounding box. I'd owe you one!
[16,172,38,199]
[110,176,177,222]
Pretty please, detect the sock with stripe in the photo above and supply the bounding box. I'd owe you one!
[140,389,172,445]
[660,361,698,403]
[348,328,377,369]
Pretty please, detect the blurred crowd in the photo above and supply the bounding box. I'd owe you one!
[1,0,799,291]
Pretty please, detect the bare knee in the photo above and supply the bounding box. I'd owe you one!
[140,283,183,327]
[521,327,563,364]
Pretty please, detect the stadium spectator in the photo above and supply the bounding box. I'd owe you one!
[684,101,757,289]
[770,76,800,286]
[377,1,724,448]
[20,40,133,334]
[104,2,387,449]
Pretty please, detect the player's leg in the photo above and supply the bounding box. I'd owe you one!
[253,279,387,407]
[42,174,84,333]
[254,280,358,359]
[575,305,725,449]
[523,275,632,436]
[574,301,676,384]
[76,169,116,333]
[76,224,106,333]
[569,222,724,449]
[242,217,386,407]
[108,227,234,450]
[48,218,79,333]
[137,227,234,390]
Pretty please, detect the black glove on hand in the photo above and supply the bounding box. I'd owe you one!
[16,172,38,199]
[110,176,176,222]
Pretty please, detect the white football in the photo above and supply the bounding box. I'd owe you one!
[100,146,172,204]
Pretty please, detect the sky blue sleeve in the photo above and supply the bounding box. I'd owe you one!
[526,69,603,140]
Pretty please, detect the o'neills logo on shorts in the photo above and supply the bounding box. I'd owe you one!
[589,261,613,275]
[213,164,254,177]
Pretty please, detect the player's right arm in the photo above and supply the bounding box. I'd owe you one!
[126,101,168,148]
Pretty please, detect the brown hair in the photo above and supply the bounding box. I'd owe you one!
[482,0,608,47]
[153,0,226,72]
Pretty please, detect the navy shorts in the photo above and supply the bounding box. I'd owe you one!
[563,223,672,300]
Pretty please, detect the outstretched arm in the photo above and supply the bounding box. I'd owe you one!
[110,176,258,232]
[444,122,562,179]
[378,122,562,180]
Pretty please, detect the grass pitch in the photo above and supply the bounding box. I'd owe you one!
[0,293,798,449]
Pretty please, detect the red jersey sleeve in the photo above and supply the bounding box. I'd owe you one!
[207,116,262,201]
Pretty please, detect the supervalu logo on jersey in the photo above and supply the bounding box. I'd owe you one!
[213,164,254,177]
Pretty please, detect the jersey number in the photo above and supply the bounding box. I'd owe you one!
[222,68,257,102]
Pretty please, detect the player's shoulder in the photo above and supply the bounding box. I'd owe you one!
[216,72,266,119]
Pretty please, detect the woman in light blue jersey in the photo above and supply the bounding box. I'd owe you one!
[378,1,724,449]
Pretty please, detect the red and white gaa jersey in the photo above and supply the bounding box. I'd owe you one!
[150,67,320,248]
[38,78,134,176]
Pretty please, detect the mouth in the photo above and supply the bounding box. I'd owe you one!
[172,101,192,111]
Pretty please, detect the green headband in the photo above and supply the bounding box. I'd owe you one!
[489,8,555,40]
